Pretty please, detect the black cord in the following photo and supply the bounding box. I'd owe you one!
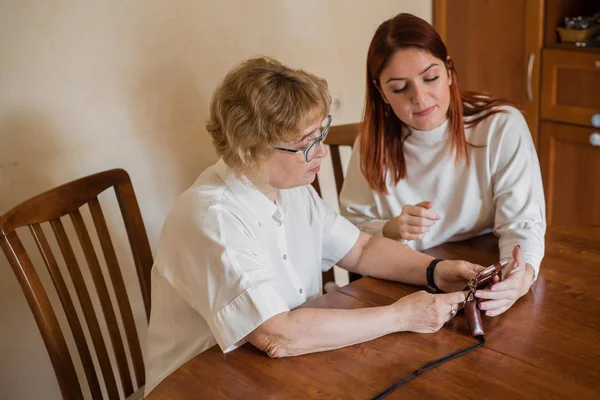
[372,336,485,400]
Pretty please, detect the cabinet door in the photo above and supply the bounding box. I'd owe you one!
[539,121,600,226]
[433,0,544,147]
[540,49,600,128]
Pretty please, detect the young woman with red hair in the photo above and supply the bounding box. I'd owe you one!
[340,13,546,317]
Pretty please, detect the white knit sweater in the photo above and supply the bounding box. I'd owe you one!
[340,106,546,276]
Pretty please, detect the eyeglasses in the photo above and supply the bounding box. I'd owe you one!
[274,115,332,162]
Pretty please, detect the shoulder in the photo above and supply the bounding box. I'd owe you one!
[466,105,530,145]
[162,169,251,241]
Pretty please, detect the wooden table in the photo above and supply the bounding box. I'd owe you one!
[148,227,600,399]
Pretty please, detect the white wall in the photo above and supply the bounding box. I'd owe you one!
[0,1,431,398]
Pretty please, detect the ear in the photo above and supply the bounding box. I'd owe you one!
[445,56,453,86]
[373,79,389,104]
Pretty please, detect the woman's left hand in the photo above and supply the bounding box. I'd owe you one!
[474,245,535,317]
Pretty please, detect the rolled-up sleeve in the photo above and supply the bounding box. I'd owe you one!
[306,185,360,271]
[159,199,290,353]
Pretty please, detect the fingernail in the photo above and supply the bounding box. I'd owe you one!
[517,245,521,249]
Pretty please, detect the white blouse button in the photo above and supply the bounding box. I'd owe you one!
[299,288,303,294]
[283,254,287,260]
[277,221,282,227]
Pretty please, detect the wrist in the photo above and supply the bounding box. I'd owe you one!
[389,303,409,333]
[426,258,444,292]
[521,264,536,296]
[383,219,401,240]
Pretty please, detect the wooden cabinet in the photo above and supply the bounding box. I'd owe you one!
[540,49,600,127]
[433,0,544,147]
[434,0,600,227]
[539,121,600,226]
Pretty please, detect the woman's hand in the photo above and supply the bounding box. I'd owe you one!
[383,201,440,241]
[392,290,467,333]
[434,260,485,292]
[474,245,535,317]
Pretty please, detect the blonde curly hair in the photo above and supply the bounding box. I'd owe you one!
[206,57,331,175]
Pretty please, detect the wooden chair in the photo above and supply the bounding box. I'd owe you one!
[312,123,361,288]
[0,169,153,400]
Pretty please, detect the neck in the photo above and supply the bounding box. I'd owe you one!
[244,174,278,204]
[261,187,278,204]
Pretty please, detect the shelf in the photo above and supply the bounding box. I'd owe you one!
[545,43,600,53]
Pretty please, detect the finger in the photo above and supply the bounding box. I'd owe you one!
[474,288,518,300]
[402,232,425,241]
[485,306,510,317]
[414,201,433,209]
[439,291,468,305]
[404,225,431,234]
[408,206,440,220]
[463,262,485,274]
[478,298,512,311]
[403,215,436,227]
[459,264,481,281]
[512,245,524,266]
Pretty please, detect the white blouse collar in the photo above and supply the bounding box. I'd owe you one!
[214,159,284,226]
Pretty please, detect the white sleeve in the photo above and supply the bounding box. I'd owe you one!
[158,198,290,353]
[306,185,360,271]
[339,141,391,237]
[490,108,546,278]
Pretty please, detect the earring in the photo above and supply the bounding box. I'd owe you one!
[384,103,390,118]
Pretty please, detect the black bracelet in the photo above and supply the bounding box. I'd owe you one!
[426,259,444,292]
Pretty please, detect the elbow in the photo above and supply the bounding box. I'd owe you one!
[255,333,292,358]
[246,318,294,358]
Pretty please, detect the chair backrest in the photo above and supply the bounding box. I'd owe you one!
[312,123,360,288]
[312,122,360,200]
[0,169,153,400]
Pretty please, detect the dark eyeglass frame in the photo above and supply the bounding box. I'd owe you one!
[274,115,333,162]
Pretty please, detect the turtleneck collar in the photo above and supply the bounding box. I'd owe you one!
[406,119,450,144]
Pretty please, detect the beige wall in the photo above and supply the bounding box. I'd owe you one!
[0,1,431,398]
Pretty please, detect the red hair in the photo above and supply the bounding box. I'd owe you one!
[361,13,520,194]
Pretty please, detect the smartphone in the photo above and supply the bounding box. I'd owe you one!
[463,257,510,291]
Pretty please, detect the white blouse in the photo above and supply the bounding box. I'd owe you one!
[340,106,546,276]
[145,159,360,395]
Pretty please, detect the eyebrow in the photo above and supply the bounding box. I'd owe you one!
[385,63,438,83]
[295,126,320,143]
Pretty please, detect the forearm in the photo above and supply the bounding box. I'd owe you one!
[354,235,434,285]
[247,305,397,357]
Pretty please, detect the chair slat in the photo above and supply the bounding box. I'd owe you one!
[329,145,345,197]
[0,232,84,400]
[30,224,104,400]
[88,197,145,389]
[114,183,153,321]
[69,209,133,396]
[51,218,120,400]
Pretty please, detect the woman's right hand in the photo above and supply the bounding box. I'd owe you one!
[391,290,466,333]
[383,201,440,241]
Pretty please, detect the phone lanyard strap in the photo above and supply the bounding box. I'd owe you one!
[372,336,485,400]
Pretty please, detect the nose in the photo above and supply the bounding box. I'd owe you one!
[315,140,328,159]
[410,83,426,106]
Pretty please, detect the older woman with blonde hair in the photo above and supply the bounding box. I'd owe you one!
[144,56,484,395]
